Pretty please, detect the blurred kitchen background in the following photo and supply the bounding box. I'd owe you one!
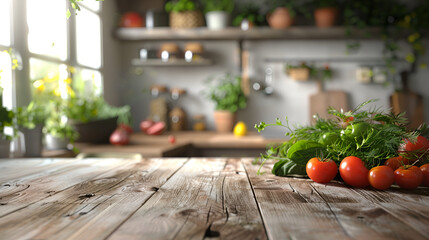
[1,0,428,141]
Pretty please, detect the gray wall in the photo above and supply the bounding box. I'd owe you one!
[102,1,429,137]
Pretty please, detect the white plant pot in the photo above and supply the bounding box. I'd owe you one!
[45,134,69,150]
[205,11,230,30]
[20,124,44,157]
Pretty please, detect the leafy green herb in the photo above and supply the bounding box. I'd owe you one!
[204,73,247,113]
[256,100,420,175]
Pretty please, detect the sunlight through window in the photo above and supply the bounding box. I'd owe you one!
[76,8,101,69]
[27,0,67,60]
[0,0,11,46]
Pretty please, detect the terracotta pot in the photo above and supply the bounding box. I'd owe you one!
[267,7,294,29]
[314,7,338,28]
[213,110,236,133]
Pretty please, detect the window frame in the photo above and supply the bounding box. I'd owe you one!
[3,0,103,108]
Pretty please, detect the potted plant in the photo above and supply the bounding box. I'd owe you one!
[201,0,234,30]
[164,0,204,29]
[232,4,266,29]
[0,102,14,158]
[16,101,49,157]
[313,0,340,28]
[44,98,78,150]
[267,0,297,29]
[65,96,131,143]
[205,73,247,132]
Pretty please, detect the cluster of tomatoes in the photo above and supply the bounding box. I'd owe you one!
[306,135,429,190]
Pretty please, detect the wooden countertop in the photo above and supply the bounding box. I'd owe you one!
[71,131,285,158]
[1,157,428,239]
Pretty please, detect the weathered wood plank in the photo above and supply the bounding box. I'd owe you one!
[0,158,186,240]
[243,158,429,240]
[0,158,135,217]
[109,158,266,240]
[0,158,78,182]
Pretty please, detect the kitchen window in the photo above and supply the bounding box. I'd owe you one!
[0,0,103,109]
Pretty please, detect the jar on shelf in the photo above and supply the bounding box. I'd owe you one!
[184,42,204,62]
[158,43,182,62]
[149,85,168,123]
[169,88,187,131]
[192,114,206,131]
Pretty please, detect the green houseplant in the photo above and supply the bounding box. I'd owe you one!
[16,101,50,157]
[164,0,204,28]
[232,3,266,28]
[202,0,234,29]
[205,73,247,132]
[65,95,131,143]
[267,0,299,29]
[0,73,15,158]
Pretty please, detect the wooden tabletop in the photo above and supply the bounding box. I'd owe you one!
[1,158,429,240]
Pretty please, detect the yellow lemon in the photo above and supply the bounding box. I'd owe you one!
[234,121,247,137]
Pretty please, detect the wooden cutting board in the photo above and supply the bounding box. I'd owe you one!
[309,79,349,124]
[390,71,425,130]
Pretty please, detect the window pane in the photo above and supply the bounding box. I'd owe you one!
[80,1,100,12]
[27,0,68,60]
[76,8,101,69]
[0,0,11,46]
[0,52,13,109]
[73,68,103,98]
[30,58,70,101]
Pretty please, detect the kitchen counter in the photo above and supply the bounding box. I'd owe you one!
[1,157,428,239]
[68,131,285,158]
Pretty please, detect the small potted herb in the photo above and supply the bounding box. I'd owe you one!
[164,0,204,28]
[205,73,247,132]
[312,0,340,28]
[267,0,297,29]
[232,4,266,29]
[16,101,49,157]
[44,98,78,150]
[201,0,234,30]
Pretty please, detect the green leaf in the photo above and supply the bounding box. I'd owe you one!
[272,159,306,177]
[67,9,71,19]
[287,140,325,165]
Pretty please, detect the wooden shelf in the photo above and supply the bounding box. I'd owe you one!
[115,26,383,41]
[131,58,213,66]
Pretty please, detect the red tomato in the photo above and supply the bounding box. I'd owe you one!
[385,156,410,171]
[118,123,133,135]
[120,12,144,28]
[168,135,176,144]
[339,156,370,188]
[394,165,423,189]
[420,164,429,187]
[109,128,129,145]
[403,136,429,152]
[306,157,338,184]
[368,166,394,190]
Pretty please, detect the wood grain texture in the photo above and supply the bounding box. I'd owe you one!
[0,158,186,240]
[1,158,429,240]
[109,158,266,240]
